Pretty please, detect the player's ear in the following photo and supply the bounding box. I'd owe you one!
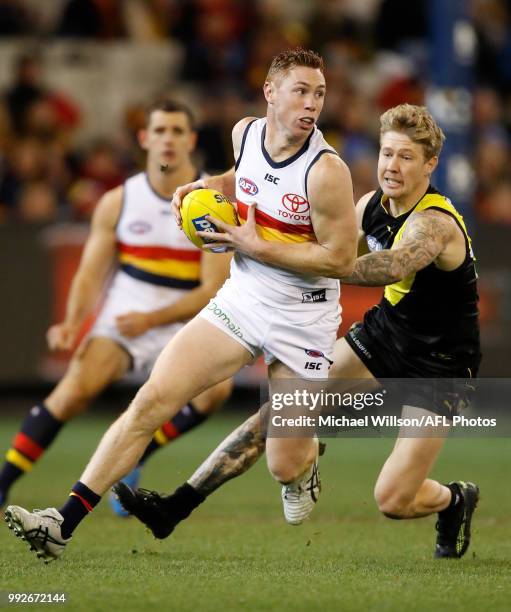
[137,129,148,150]
[188,130,198,152]
[425,155,438,177]
[263,80,274,104]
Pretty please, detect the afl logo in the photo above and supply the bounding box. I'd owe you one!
[239,177,258,195]
[305,349,325,358]
[128,220,152,234]
[282,193,309,214]
[367,235,383,252]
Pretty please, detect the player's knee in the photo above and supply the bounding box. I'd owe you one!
[268,465,302,484]
[267,455,305,484]
[47,380,94,420]
[125,381,173,433]
[267,437,316,483]
[374,485,410,519]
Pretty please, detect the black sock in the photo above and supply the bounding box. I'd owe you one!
[58,481,101,539]
[162,483,205,520]
[440,482,462,513]
[138,403,207,466]
[0,403,63,494]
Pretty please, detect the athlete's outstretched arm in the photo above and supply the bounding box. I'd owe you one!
[188,411,265,496]
[341,208,457,287]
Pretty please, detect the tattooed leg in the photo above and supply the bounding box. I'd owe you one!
[113,409,267,537]
[188,410,266,497]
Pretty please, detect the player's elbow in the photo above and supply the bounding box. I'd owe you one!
[330,249,356,279]
[390,250,423,282]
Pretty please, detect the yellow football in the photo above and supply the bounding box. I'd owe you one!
[181,188,238,252]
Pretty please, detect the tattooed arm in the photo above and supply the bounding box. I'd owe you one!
[188,410,266,497]
[341,209,457,287]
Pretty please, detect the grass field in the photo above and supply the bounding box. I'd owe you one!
[1,413,511,611]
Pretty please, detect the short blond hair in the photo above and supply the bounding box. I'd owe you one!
[266,48,324,82]
[380,104,446,159]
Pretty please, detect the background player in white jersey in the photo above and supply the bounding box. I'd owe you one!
[0,98,232,513]
[5,48,357,562]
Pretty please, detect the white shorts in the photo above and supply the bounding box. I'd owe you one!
[89,270,188,374]
[198,278,340,379]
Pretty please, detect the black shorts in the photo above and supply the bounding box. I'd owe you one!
[345,315,480,419]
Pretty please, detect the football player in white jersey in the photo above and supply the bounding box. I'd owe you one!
[116,105,480,561]
[0,98,232,516]
[5,49,357,562]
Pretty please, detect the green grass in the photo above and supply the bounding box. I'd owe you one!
[1,414,511,611]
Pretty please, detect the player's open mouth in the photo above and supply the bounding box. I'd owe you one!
[384,177,401,187]
[298,117,315,128]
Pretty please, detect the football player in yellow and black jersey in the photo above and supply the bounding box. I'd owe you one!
[113,104,480,561]
[335,104,480,558]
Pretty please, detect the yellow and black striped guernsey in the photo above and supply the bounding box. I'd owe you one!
[347,186,481,378]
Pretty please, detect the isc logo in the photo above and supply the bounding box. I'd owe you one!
[191,215,227,253]
[304,362,322,370]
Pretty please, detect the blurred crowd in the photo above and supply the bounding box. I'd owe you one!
[1,0,511,224]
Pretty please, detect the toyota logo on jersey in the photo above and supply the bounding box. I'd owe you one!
[282,193,309,214]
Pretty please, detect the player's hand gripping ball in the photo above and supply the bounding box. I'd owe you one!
[181,189,239,252]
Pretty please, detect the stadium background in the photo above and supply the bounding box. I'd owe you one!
[0,2,511,610]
